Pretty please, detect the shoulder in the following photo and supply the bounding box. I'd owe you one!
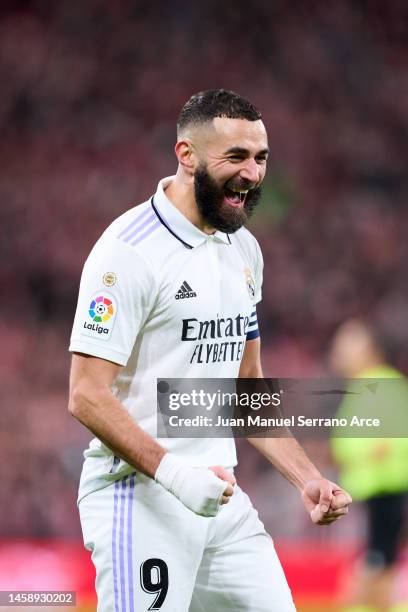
[104,200,156,245]
[83,200,161,279]
[90,199,163,261]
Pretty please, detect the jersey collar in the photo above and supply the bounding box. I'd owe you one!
[152,176,231,248]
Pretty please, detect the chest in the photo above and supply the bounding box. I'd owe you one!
[150,239,256,332]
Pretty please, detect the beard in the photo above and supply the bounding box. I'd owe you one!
[193,163,262,234]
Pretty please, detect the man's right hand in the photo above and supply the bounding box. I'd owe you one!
[155,453,235,517]
[209,465,236,504]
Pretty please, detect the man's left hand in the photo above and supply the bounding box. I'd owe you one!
[301,478,352,525]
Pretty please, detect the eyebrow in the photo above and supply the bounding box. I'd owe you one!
[224,146,270,156]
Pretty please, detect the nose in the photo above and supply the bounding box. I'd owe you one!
[239,158,261,185]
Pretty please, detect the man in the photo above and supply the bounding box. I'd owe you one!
[330,319,408,611]
[69,89,351,611]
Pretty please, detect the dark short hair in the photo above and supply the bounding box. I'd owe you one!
[177,89,262,135]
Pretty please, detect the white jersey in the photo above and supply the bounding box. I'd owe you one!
[70,176,263,501]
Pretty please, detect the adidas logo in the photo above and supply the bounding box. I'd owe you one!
[175,281,197,300]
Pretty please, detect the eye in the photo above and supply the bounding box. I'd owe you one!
[228,155,244,162]
[255,155,268,164]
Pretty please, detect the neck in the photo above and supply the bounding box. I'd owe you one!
[164,170,215,234]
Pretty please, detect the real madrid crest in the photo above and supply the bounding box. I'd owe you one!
[244,267,255,299]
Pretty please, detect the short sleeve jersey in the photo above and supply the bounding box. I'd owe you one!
[70,176,263,500]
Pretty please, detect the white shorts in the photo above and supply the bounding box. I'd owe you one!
[79,472,296,612]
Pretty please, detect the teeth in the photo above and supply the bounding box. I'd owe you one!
[226,188,248,203]
[230,189,248,200]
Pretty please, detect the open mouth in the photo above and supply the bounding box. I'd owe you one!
[224,188,248,208]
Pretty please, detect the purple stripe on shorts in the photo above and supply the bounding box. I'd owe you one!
[127,474,136,612]
[119,477,128,612]
[112,480,120,612]
[117,207,152,239]
[122,213,156,243]
[130,219,161,246]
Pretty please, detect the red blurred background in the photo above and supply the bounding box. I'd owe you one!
[1,1,407,609]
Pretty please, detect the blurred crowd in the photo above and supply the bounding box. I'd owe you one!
[1,0,407,538]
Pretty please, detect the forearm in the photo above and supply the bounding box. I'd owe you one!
[247,436,322,490]
[69,383,234,517]
[69,386,166,478]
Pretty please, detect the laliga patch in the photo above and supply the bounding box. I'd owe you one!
[82,292,117,340]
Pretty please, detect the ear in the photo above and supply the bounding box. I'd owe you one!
[175,139,196,175]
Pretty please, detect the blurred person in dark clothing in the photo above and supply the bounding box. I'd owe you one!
[330,319,408,612]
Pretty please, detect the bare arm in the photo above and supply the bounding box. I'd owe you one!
[68,353,234,513]
[69,352,166,477]
[239,338,352,523]
[238,338,321,487]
